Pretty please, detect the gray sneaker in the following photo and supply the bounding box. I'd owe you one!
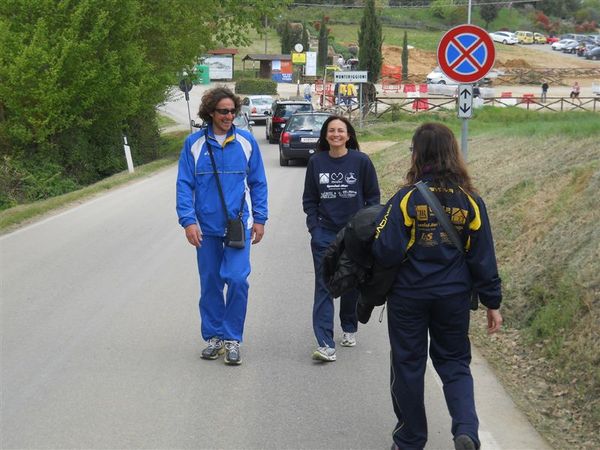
[224,340,242,365]
[201,337,224,360]
[312,345,336,362]
[341,332,356,347]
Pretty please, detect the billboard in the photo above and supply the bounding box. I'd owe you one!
[206,55,233,80]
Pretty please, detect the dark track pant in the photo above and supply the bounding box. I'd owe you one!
[387,295,480,450]
[310,227,358,348]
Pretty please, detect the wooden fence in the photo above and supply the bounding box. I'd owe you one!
[321,94,600,120]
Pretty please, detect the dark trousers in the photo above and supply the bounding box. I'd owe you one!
[310,227,358,348]
[387,295,479,450]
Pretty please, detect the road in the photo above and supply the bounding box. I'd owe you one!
[1,90,552,449]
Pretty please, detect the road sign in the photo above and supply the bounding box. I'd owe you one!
[458,84,473,119]
[334,71,368,83]
[437,24,495,84]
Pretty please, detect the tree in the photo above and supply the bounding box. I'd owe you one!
[538,0,581,18]
[402,31,408,81]
[281,21,291,53]
[317,15,329,69]
[301,22,310,52]
[358,0,382,82]
[480,4,499,29]
[0,0,287,205]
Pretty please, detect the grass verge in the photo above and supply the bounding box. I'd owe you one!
[0,131,187,234]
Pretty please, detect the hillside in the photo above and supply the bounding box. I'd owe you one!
[365,111,600,450]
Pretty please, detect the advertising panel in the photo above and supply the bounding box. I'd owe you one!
[206,56,233,80]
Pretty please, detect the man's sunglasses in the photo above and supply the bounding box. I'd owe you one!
[214,108,237,115]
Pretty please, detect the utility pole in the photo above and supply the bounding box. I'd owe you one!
[264,16,268,53]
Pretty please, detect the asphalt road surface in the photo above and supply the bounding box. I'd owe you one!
[1,92,552,449]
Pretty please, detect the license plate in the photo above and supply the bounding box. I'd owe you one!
[301,137,318,143]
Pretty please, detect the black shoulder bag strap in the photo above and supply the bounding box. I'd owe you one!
[414,180,479,310]
[207,142,246,224]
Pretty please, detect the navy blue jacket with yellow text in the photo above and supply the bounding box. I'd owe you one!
[372,177,502,309]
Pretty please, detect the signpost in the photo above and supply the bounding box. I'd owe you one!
[437,24,495,160]
[458,85,473,119]
[334,71,368,128]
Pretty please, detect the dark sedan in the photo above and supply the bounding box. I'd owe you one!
[278,112,331,166]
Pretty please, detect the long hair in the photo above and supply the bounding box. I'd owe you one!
[198,86,241,123]
[316,115,360,152]
[406,123,476,194]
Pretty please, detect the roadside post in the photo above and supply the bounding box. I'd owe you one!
[123,135,134,173]
[334,70,368,127]
[179,77,194,134]
[437,24,495,161]
[292,44,305,98]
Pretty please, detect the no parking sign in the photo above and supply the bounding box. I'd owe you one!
[437,24,495,84]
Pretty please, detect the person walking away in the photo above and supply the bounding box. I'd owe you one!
[541,81,549,102]
[345,82,357,106]
[570,81,581,105]
[304,83,312,103]
[372,122,502,450]
[176,86,269,366]
[303,116,380,362]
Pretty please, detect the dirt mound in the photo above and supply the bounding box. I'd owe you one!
[500,58,533,68]
[382,44,437,80]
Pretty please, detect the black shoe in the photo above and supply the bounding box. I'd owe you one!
[454,434,476,450]
[224,340,242,365]
[201,337,224,360]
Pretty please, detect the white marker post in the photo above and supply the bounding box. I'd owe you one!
[123,136,134,173]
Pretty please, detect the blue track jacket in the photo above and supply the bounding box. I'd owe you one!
[176,124,268,236]
[372,178,501,309]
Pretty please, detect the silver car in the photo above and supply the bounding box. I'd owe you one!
[241,95,274,124]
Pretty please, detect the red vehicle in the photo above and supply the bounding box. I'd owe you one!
[546,36,560,44]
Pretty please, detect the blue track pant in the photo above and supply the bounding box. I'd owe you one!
[196,234,251,342]
[387,295,479,450]
[310,226,358,349]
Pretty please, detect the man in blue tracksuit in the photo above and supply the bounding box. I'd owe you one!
[176,87,268,366]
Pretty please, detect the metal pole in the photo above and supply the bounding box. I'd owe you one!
[461,119,468,161]
[359,83,363,128]
[184,90,193,134]
[468,0,472,24]
[264,16,268,53]
[463,0,472,161]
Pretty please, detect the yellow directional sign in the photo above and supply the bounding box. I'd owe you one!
[292,52,306,64]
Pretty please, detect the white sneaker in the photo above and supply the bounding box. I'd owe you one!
[341,332,356,347]
[312,345,336,362]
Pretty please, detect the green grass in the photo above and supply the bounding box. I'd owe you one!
[0,131,187,233]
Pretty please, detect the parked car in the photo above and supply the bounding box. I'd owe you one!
[533,32,547,44]
[577,42,597,57]
[586,46,600,60]
[515,31,534,44]
[278,112,331,166]
[265,100,313,144]
[241,95,274,124]
[489,31,518,45]
[561,33,587,42]
[426,66,496,85]
[562,40,580,54]
[192,113,254,134]
[546,35,560,44]
[552,39,578,51]
[233,112,254,134]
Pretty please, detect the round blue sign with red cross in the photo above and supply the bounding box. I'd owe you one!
[437,24,496,83]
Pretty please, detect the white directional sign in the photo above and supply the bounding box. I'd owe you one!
[458,84,473,119]
[334,71,368,83]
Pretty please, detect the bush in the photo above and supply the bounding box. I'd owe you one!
[235,78,278,95]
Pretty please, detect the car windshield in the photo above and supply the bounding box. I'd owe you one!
[233,115,247,127]
[287,115,329,132]
[252,98,271,105]
[278,104,312,118]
